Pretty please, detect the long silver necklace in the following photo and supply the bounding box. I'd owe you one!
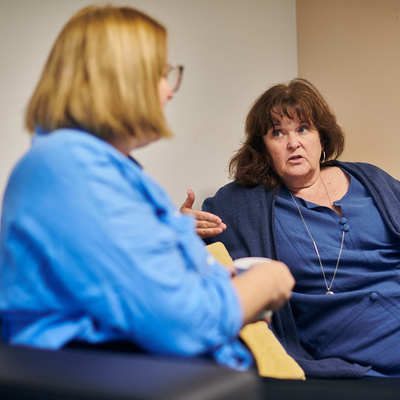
[289,180,345,295]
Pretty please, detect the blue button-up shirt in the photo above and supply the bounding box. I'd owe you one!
[0,128,249,370]
[275,173,400,376]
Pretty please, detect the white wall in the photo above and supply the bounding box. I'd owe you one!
[0,0,297,210]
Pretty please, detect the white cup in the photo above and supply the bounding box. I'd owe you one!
[233,257,271,271]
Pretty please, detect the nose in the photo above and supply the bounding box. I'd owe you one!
[287,132,300,150]
[167,81,174,100]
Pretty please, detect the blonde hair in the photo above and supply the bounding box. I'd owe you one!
[26,5,172,143]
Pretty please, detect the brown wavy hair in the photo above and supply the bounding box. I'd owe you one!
[229,78,345,188]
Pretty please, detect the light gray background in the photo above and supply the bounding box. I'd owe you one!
[0,0,297,210]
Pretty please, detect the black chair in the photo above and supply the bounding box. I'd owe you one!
[0,343,260,399]
[1,342,399,400]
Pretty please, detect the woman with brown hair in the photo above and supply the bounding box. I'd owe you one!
[184,78,400,377]
[0,5,294,370]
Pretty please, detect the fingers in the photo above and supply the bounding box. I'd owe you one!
[196,226,227,239]
[266,263,294,311]
[179,190,227,239]
[196,218,225,229]
[251,261,294,312]
[189,209,223,224]
[268,296,290,312]
[232,261,294,323]
[183,208,227,238]
[179,189,195,212]
[194,212,227,238]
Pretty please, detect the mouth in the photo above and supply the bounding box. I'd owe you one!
[288,155,303,162]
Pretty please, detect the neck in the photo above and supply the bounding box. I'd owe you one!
[285,170,334,208]
[110,136,156,155]
[286,168,344,215]
[284,169,322,197]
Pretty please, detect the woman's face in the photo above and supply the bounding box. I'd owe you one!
[158,77,174,107]
[263,110,322,188]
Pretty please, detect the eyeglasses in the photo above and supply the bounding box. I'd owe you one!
[166,64,184,93]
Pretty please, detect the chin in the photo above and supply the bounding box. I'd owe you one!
[283,168,315,182]
[287,167,312,176]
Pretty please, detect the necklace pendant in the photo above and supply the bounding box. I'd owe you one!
[326,290,335,295]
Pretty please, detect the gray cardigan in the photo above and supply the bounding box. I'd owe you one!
[203,161,400,378]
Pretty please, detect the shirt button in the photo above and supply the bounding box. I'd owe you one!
[339,217,348,225]
[369,292,379,302]
[207,255,216,266]
[341,224,350,232]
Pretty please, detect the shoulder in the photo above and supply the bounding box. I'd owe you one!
[336,161,398,182]
[202,181,275,217]
[209,181,248,199]
[18,129,144,186]
[4,129,147,217]
[29,129,127,168]
[337,160,384,172]
[205,181,272,203]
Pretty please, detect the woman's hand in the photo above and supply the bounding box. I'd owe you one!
[180,189,227,238]
[232,260,295,324]
[256,261,295,311]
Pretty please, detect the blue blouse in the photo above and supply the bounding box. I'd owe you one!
[0,128,249,370]
[275,173,400,377]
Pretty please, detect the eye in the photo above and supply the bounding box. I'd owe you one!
[271,129,282,137]
[298,125,309,134]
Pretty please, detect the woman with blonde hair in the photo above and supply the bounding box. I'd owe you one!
[0,5,294,370]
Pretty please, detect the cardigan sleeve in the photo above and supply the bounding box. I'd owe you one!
[202,183,254,260]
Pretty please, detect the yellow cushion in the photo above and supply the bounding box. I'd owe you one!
[206,241,234,267]
[240,322,305,380]
[206,242,305,380]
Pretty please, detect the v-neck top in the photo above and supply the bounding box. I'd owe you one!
[275,172,400,376]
